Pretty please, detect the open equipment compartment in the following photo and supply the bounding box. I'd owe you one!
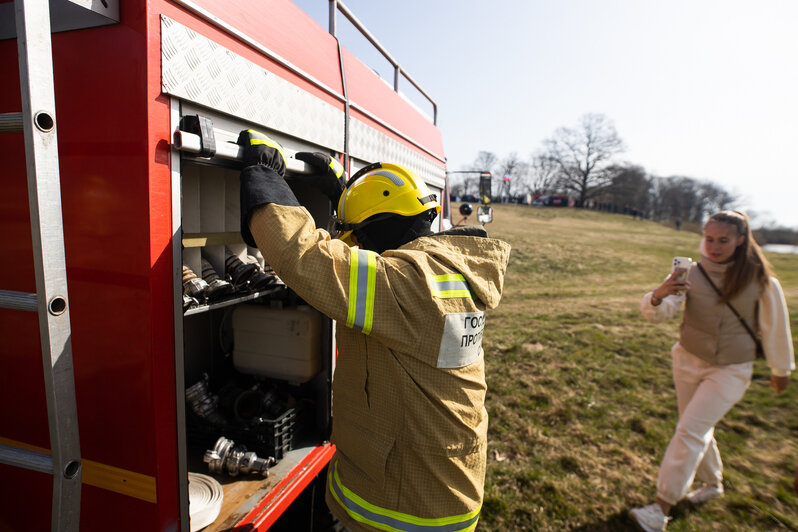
[173,101,336,530]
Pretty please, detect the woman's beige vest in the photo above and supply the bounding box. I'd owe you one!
[680,260,761,365]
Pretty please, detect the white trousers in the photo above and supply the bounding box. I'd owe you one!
[656,345,753,505]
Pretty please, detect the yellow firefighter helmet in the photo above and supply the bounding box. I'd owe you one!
[334,162,441,246]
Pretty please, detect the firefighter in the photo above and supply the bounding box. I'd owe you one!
[237,130,510,531]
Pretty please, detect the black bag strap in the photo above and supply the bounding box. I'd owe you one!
[696,262,763,355]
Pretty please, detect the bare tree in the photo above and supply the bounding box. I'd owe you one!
[543,113,625,205]
[452,166,484,197]
[528,153,559,195]
[699,181,736,215]
[508,161,530,198]
[601,164,652,216]
[495,152,529,200]
[473,151,498,174]
[649,176,737,223]
[460,174,478,197]
[449,181,465,198]
[459,151,498,199]
[659,177,703,222]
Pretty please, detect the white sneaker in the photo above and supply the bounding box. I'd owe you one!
[629,503,670,532]
[686,483,724,505]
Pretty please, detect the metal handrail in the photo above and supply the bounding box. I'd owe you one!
[329,0,438,125]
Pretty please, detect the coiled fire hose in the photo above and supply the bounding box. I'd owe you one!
[188,472,224,531]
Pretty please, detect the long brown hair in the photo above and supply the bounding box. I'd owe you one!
[704,210,773,302]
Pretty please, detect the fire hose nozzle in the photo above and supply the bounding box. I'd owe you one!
[203,437,274,477]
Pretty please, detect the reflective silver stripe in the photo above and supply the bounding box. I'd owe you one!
[436,280,470,292]
[431,274,472,299]
[328,461,480,532]
[346,248,376,334]
[371,169,405,186]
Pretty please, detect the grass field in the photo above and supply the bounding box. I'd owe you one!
[475,204,798,531]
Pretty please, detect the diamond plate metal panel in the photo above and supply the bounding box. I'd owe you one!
[350,118,446,189]
[161,16,344,152]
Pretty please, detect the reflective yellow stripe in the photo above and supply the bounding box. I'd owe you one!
[0,436,157,503]
[434,274,465,282]
[328,157,344,178]
[246,129,287,166]
[431,274,473,299]
[364,252,377,335]
[347,248,377,335]
[328,461,480,531]
[83,459,158,503]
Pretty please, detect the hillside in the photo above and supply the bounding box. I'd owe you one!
[474,204,798,531]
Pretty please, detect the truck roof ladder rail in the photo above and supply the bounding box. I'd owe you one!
[0,0,82,530]
[328,0,438,125]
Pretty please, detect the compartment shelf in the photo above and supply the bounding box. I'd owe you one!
[183,286,286,316]
[182,232,244,248]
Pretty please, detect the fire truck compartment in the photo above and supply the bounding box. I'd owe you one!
[176,101,335,529]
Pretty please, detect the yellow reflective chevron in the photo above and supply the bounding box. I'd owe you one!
[245,129,287,167]
[431,274,473,299]
[346,247,377,335]
[329,461,480,532]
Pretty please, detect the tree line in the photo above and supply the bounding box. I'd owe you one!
[450,113,738,225]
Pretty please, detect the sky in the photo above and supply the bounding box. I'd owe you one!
[293,0,798,229]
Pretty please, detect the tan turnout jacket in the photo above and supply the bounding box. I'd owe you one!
[249,204,511,532]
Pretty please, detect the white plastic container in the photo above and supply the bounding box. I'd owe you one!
[232,304,322,383]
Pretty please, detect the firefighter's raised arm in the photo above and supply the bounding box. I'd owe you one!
[236,130,392,333]
[236,129,298,247]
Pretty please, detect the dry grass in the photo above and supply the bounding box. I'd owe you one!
[474,204,798,531]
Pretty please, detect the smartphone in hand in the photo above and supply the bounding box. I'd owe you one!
[671,256,692,295]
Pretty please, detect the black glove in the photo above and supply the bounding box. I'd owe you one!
[237,129,299,246]
[238,129,287,175]
[294,152,347,206]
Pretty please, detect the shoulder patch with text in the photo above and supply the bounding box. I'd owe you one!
[437,311,485,368]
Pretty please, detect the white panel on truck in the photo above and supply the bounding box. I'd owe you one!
[161,16,445,188]
[161,16,345,153]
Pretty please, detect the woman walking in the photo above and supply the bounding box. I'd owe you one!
[629,210,795,532]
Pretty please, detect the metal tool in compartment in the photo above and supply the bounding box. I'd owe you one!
[203,436,274,477]
[185,374,227,427]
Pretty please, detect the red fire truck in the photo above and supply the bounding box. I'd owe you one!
[0,0,450,529]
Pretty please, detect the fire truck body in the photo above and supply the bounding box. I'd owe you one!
[0,0,448,529]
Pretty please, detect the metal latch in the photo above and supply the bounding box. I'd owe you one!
[176,115,216,157]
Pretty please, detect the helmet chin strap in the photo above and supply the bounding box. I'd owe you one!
[354,210,435,253]
[403,209,435,240]
[337,212,394,234]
